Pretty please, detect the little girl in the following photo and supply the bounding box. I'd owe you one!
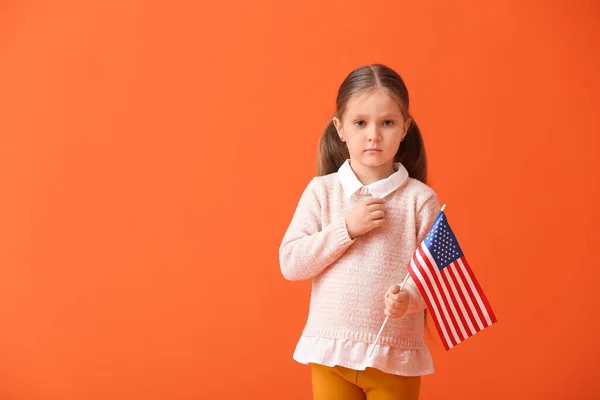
[279,64,441,400]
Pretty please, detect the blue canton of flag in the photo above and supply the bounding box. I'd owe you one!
[423,213,464,270]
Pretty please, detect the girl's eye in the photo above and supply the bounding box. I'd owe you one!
[354,120,366,127]
[383,120,394,127]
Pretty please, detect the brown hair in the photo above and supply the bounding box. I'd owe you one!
[317,64,427,184]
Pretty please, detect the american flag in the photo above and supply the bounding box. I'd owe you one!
[407,209,497,350]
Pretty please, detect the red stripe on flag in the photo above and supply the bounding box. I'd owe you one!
[446,262,478,335]
[454,257,487,329]
[439,264,470,339]
[460,258,497,324]
[408,254,453,350]
[417,246,462,344]
[414,250,458,349]
[407,256,446,346]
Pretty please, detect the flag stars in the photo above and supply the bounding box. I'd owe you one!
[424,215,464,266]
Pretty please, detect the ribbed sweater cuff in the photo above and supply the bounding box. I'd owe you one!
[332,216,355,247]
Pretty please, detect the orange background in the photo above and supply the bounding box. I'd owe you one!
[1,1,599,399]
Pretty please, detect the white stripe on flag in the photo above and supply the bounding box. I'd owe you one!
[456,258,493,327]
[442,267,477,335]
[421,246,469,340]
[448,262,484,331]
[415,246,460,345]
[409,258,453,349]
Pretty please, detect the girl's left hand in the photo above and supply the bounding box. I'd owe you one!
[384,285,410,319]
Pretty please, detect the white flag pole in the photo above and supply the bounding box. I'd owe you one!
[368,204,447,358]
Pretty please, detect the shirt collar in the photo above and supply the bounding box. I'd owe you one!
[338,159,409,199]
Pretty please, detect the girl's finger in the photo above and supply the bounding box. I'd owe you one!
[371,210,385,220]
[386,295,407,307]
[389,291,409,302]
[386,303,407,313]
[370,218,384,227]
[384,308,405,318]
[367,204,386,213]
[364,198,385,206]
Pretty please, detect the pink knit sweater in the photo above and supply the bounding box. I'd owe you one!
[279,160,441,376]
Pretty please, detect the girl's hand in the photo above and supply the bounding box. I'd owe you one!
[384,285,410,319]
[345,197,386,239]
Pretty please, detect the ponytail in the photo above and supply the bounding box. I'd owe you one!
[396,118,427,184]
[317,119,349,176]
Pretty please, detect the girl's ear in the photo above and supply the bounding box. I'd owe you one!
[403,117,412,140]
[332,117,344,141]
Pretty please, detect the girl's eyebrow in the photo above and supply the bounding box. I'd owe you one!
[349,112,402,119]
[379,112,402,118]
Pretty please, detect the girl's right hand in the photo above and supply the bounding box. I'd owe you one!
[345,197,386,239]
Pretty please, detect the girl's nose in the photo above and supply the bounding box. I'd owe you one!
[367,127,381,142]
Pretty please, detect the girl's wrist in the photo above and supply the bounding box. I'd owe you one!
[344,217,355,239]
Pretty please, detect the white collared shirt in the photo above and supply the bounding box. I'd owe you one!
[337,159,409,199]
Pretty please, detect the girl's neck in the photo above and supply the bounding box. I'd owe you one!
[349,159,396,185]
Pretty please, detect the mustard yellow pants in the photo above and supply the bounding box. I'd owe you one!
[310,363,421,400]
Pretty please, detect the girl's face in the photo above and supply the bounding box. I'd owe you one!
[333,88,410,172]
